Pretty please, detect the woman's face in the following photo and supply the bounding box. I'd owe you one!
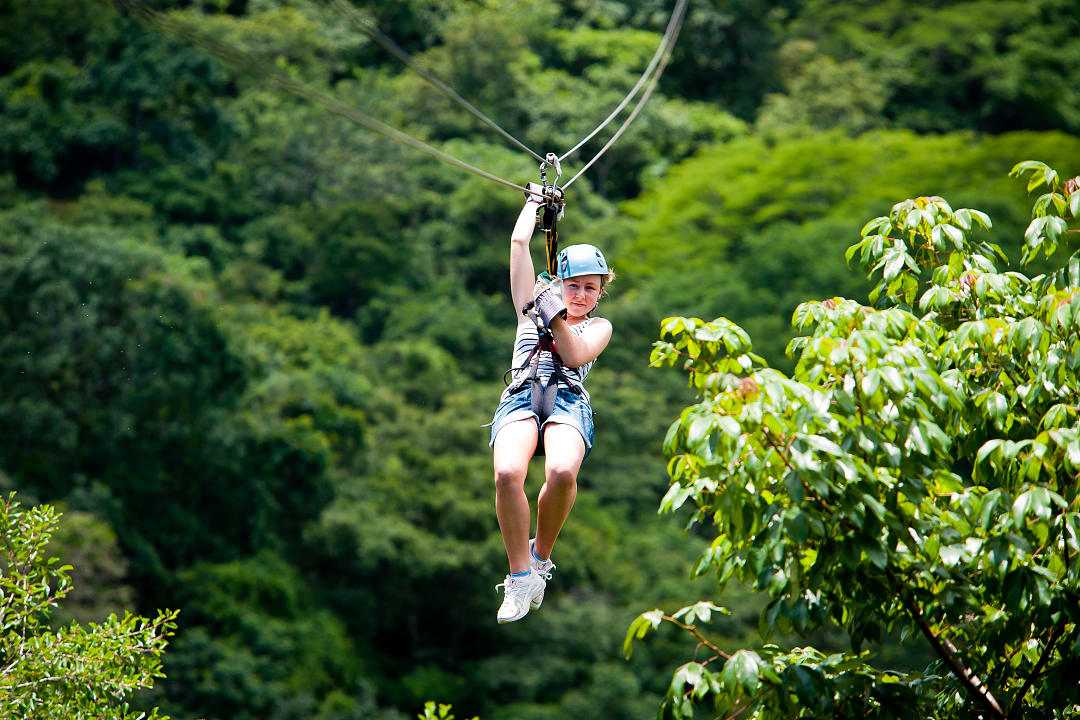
[562,274,603,318]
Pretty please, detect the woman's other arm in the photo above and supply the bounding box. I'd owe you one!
[550,318,612,368]
[510,200,540,316]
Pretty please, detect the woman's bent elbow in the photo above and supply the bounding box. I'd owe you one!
[560,352,596,369]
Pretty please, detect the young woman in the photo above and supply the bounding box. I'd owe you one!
[489,195,613,623]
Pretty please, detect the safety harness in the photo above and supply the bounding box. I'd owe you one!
[505,302,583,426]
[500,156,578,445]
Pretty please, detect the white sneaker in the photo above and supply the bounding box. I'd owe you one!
[495,570,545,624]
[529,539,556,610]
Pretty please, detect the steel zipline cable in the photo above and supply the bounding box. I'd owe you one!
[329,0,546,163]
[329,0,689,174]
[558,0,689,165]
[113,0,542,198]
[113,0,688,198]
[561,0,688,190]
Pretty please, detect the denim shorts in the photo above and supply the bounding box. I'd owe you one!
[488,386,595,459]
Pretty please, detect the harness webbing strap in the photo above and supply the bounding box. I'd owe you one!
[507,310,579,405]
[504,305,584,456]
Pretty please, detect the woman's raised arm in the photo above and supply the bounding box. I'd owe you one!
[509,199,541,316]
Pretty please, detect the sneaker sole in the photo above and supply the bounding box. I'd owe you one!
[531,588,545,610]
[497,606,530,624]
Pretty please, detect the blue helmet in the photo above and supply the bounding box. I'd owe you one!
[556,244,609,280]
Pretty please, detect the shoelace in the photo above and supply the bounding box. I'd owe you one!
[494,575,532,601]
[533,560,556,581]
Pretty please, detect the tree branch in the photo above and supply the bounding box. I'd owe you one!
[723,700,752,720]
[889,573,1005,718]
[1003,517,1076,711]
[663,615,731,661]
[1008,617,1065,716]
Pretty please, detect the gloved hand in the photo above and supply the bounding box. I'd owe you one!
[523,182,546,205]
[531,277,567,328]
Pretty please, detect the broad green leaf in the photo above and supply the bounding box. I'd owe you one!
[623,609,664,658]
[721,650,764,695]
[672,601,729,624]
[1039,404,1069,430]
[663,420,681,454]
[1025,217,1048,244]
[939,544,964,566]
[970,209,992,230]
[861,370,881,398]
[1010,160,1048,176]
[845,241,862,263]
[880,366,904,393]
[863,493,886,521]
[1012,487,1052,527]
[883,252,904,281]
[1045,216,1068,243]
[986,392,1007,421]
[802,434,844,457]
[941,224,964,247]
[661,317,685,337]
[660,482,694,513]
[686,414,713,451]
[860,217,889,237]
[716,415,741,437]
[1067,440,1080,469]
[980,440,1002,468]
[906,422,930,455]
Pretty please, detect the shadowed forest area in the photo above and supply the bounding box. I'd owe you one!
[1,1,1078,718]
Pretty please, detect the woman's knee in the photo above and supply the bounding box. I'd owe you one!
[544,464,577,492]
[494,464,527,493]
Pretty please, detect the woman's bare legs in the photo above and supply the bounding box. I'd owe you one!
[534,423,586,560]
[492,418,539,573]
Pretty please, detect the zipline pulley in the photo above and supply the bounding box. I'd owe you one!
[527,153,566,277]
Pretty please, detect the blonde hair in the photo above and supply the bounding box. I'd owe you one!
[599,269,616,299]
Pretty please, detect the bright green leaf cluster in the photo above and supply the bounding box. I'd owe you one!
[418,700,478,720]
[0,494,177,719]
[1010,161,1080,263]
[640,162,1080,719]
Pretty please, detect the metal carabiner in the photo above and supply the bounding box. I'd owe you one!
[540,152,562,187]
[537,152,566,223]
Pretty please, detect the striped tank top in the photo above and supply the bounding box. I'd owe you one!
[501,317,596,402]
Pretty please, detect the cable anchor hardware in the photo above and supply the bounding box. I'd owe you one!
[530,153,566,276]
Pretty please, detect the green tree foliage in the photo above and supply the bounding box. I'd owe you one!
[418,701,477,720]
[3,0,1080,718]
[618,130,1080,367]
[756,40,888,137]
[0,493,176,719]
[48,508,137,626]
[783,0,1080,134]
[0,204,261,569]
[632,164,1080,717]
[157,552,364,720]
[594,0,801,119]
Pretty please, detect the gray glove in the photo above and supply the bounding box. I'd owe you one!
[523,182,546,204]
[532,281,567,328]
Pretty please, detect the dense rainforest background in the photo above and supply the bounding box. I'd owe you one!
[1,0,1078,718]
